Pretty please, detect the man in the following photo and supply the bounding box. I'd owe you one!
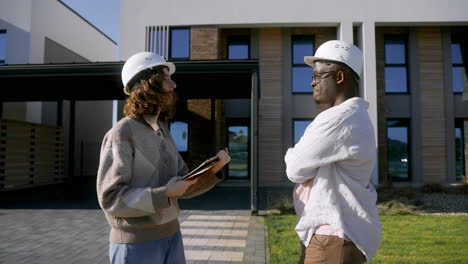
[285,40,381,264]
[96,52,230,263]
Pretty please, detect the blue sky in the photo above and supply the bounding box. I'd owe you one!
[61,0,120,44]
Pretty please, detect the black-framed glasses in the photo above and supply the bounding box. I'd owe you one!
[312,71,336,85]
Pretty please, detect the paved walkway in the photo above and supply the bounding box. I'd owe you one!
[0,184,267,264]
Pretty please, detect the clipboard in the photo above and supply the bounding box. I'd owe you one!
[180,156,220,181]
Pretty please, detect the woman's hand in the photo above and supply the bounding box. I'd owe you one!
[166,176,198,198]
[211,148,231,174]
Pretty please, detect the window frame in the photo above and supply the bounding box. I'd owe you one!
[292,118,314,145]
[384,34,410,94]
[226,35,250,60]
[0,29,6,65]
[291,35,315,94]
[169,27,190,60]
[451,36,466,94]
[386,118,411,182]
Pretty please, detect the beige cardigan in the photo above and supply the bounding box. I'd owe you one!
[96,116,223,243]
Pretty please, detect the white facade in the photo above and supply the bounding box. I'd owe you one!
[0,0,116,64]
[120,0,468,60]
[0,0,118,178]
[119,0,468,186]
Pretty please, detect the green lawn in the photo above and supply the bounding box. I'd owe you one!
[265,215,468,264]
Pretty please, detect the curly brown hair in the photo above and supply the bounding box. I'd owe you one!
[123,66,177,121]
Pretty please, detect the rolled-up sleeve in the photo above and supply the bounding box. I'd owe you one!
[285,117,355,184]
[96,125,171,218]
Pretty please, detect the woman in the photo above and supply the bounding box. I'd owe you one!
[96,52,230,263]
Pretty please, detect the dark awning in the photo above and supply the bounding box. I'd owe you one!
[0,60,258,101]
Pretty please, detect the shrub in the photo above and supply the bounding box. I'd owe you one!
[273,197,296,215]
[421,183,444,193]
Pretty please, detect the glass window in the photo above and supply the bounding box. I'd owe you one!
[385,67,408,93]
[293,120,313,144]
[455,120,465,181]
[451,39,467,93]
[384,35,408,93]
[227,36,249,59]
[292,67,313,93]
[387,119,410,181]
[170,121,188,152]
[0,30,6,64]
[292,36,314,93]
[170,28,190,59]
[451,43,463,64]
[227,125,249,179]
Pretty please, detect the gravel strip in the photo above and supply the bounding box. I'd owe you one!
[422,193,468,215]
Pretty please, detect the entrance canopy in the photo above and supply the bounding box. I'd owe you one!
[0,60,258,101]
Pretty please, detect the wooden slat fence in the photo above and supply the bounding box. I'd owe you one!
[0,119,64,190]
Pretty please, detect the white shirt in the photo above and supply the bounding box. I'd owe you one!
[285,97,381,262]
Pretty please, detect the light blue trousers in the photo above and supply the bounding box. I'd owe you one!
[109,230,186,264]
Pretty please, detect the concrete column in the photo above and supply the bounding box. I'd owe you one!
[409,27,423,184]
[250,28,259,59]
[338,21,353,43]
[26,102,42,124]
[112,100,126,126]
[361,21,379,185]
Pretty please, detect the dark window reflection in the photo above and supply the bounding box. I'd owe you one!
[387,119,410,181]
[451,40,466,93]
[293,120,313,144]
[385,67,408,93]
[227,36,249,59]
[385,39,406,64]
[292,67,313,93]
[451,43,463,64]
[292,36,314,93]
[228,126,249,179]
[170,121,188,152]
[452,67,467,93]
[0,31,6,64]
[170,28,190,59]
[293,41,313,64]
[455,121,465,181]
[384,35,408,93]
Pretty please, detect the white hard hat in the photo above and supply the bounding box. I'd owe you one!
[304,40,363,79]
[121,52,175,95]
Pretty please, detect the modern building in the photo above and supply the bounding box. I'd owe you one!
[0,0,117,188]
[119,0,468,201]
[1,0,467,212]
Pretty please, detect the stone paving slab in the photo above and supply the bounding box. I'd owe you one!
[0,209,266,264]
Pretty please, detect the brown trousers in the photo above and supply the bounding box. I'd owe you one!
[299,235,366,264]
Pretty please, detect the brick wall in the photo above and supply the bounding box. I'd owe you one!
[190,26,220,60]
[417,27,447,183]
[258,28,284,184]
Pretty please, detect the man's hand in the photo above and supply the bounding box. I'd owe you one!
[211,148,231,174]
[166,176,198,198]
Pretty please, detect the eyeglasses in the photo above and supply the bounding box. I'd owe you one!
[312,71,336,85]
